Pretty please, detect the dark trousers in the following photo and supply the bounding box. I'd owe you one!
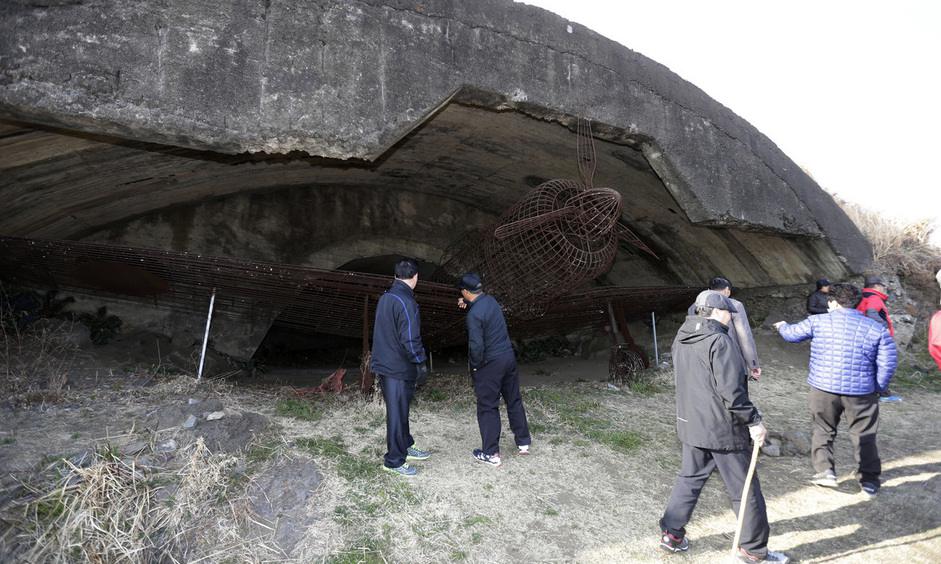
[660,444,770,556]
[379,375,416,468]
[809,387,881,483]
[473,352,531,455]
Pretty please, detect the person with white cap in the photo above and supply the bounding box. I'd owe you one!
[688,277,761,380]
[660,292,788,563]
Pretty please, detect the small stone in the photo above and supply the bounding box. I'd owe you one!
[122,440,148,455]
[206,410,225,421]
[182,414,197,429]
[761,443,781,457]
[188,398,200,405]
[156,439,178,453]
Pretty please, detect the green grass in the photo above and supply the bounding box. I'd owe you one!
[525,387,646,453]
[297,436,381,482]
[627,378,661,396]
[245,440,278,465]
[275,398,322,421]
[418,387,448,402]
[0,437,15,445]
[326,537,389,564]
[892,349,941,392]
[462,514,492,527]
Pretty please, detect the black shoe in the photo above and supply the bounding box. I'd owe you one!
[659,531,689,553]
[861,481,880,496]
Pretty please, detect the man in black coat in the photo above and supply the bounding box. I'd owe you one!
[659,293,789,563]
[371,258,430,477]
[457,273,531,467]
[806,278,831,315]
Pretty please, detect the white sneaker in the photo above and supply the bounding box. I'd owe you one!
[518,444,530,455]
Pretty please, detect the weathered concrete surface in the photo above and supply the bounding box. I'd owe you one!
[0,0,871,272]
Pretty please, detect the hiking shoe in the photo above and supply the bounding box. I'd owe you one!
[406,446,431,461]
[472,448,501,467]
[738,548,790,563]
[811,470,838,488]
[659,531,689,553]
[517,444,530,455]
[860,481,880,496]
[383,463,417,477]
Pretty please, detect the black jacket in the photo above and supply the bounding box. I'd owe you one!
[465,294,514,370]
[370,280,427,380]
[672,316,761,450]
[807,290,830,315]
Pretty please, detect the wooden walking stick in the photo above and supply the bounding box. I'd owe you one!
[731,437,762,560]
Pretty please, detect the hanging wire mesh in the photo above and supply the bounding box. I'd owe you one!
[438,119,658,318]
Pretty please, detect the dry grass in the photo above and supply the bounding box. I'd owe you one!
[4,438,276,563]
[0,316,78,405]
[837,199,941,286]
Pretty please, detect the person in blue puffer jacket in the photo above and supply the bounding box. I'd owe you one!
[773,283,897,496]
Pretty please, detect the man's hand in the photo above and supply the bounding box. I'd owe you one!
[749,367,762,381]
[772,321,786,330]
[416,363,429,388]
[457,297,467,310]
[748,422,767,446]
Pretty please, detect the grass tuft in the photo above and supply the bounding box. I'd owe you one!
[275,397,323,421]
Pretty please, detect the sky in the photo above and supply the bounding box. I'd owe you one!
[518,0,941,245]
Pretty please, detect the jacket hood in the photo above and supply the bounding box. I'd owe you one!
[676,316,728,345]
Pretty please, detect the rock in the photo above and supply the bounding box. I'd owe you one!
[121,440,148,456]
[156,439,178,453]
[782,430,812,455]
[248,456,322,555]
[188,398,200,405]
[761,443,781,457]
[205,411,225,421]
[182,414,197,429]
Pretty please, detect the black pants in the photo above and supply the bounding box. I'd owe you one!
[660,444,770,556]
[473,351,531,455]
[809,387,881,483]
[379,375,416,468]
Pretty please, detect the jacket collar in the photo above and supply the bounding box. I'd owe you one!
[863,288,888,300]
[391,279,414,296]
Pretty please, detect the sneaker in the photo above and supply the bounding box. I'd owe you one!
[811,470,838,488]
[406,446,431,461]
[383,463,417,477]
[860,481,880,496]
[659,531,689,553]
[738,548,790,563]
[472,448,502,467]
[517,444,530,455]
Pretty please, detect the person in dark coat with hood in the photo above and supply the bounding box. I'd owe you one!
[371,258,430,477]
[806,278,831,315]
[659,293,789,563]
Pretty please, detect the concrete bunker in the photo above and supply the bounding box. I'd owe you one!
[0,0,871,374]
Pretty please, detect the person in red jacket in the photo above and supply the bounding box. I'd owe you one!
[857,275,899,400]
[930,269,941,371]
[857,275,894,337]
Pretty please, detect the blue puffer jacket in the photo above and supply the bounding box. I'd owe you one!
[777,308,897,395]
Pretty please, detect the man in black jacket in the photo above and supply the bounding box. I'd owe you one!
[371,258,430,477]
[806,278,831,315]
[457,273,531,467]
[659,293,789,563]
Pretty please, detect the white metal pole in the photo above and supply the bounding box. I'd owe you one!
[651,311,659,366]
[197,288,217,383]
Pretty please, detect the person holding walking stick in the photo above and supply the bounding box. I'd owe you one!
[659,292,789,563]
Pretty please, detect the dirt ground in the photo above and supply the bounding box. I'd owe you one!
[2,329,940,563]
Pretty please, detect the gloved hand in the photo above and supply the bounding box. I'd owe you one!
[416,362,429,388]
[748,422,767,446]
